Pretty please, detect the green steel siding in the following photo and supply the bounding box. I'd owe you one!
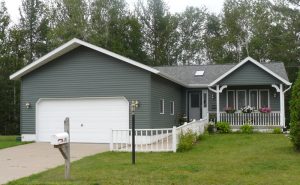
[150,74,184,128]
[21,46,151,134]
[219,62,281,85]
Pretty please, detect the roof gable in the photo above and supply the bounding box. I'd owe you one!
[208,57,291,86]
[218,62,281,85]
[10,38,160,80]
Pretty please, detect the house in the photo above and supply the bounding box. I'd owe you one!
[10,38,291,143]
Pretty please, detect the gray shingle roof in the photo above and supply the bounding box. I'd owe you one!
[154,62,289,86]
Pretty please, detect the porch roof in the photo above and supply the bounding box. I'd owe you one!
[155,60,290,87]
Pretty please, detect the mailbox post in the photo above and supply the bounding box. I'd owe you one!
[51,117,71,179]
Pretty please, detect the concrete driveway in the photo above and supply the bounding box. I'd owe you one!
[0,143,109,184]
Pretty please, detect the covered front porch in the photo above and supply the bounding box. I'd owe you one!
[209,84,290,128]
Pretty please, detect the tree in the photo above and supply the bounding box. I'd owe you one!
[176,7,207,65]
[48,0,89,47]
[290,70,300,150]
[136,0,178,66]
[89,0,147,62]
[19,0,50,63]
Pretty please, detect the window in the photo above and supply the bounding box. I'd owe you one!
[195,71,204,76]
[160,99,165,114]
[259,90,269,108]
[236,90,246,110]
[191,93,200,108]
[249,90,258,109]
[226,90,235,108]
[203,92,207,108]
[170,101,174,115]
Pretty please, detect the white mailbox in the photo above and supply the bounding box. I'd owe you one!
[51,132,69,145]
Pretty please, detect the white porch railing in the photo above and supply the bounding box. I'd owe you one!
[110,118,208,152]
[219,112,281,126]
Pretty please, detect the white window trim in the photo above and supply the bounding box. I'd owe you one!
[249,89,259,109]
[160,99,165,114]
[226,90,235,108]
[259,89,270,108]
[236,90,247,110]
[170,101,175,115]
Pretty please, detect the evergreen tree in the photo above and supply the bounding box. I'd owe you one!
[290,70,300,150]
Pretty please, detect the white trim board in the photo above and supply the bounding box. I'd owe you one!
[208,57,291,86]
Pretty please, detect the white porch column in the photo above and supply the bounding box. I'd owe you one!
[216,85,220,122]
[279,84,285,127]
[272,84,285,127]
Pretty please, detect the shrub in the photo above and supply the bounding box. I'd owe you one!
[273,128,282,134]
[241,124,254,134]
[290,70,300,151]
[216,122,231,133]
[177,130,197,152]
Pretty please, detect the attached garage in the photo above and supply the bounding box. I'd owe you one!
[11,39,183,142]
[36,97,129,143]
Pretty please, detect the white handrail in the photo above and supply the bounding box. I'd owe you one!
[111,118,208,153]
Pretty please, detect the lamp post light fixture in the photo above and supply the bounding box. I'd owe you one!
[130,100,139,165]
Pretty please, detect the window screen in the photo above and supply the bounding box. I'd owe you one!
[170,101,174,115]
[203,92,207,108]
[227,91,235,108]
[260,90,269,107]
[250,90,258,109]
[237,91,246,109]
[160,99,164,114]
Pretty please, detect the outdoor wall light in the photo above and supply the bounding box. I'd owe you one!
[211,94,215,99]
[25,102,31,109]
[273,93,277,98]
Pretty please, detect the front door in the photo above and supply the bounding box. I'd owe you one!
[202,90,208,119]
[189,92,201,121]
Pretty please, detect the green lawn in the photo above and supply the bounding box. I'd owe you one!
[8,134,300,185]
[0,136,28,149]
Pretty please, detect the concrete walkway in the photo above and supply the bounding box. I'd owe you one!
[0,143,109,184]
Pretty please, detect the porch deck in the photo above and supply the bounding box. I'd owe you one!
[219,112,282,127]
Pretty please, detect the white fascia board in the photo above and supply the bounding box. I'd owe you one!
[10,38,80,80]
[10,38,159,80]
[208,56,291,86]
[186,84,209,88]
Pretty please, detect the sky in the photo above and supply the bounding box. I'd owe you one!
[5,0,225,24]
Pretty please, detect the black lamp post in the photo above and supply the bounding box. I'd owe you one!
[131,100,139,165]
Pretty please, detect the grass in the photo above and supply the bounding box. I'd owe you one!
[0,136,28,149]
[8,134,300,185]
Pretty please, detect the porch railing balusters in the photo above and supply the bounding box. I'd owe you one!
[219,112,281,127]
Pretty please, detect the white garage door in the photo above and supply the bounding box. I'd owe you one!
[36,97,129,143]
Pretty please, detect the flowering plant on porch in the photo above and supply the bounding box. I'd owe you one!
[224,107,236,113]
[241,105,254,113]
[259,107,271,113]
